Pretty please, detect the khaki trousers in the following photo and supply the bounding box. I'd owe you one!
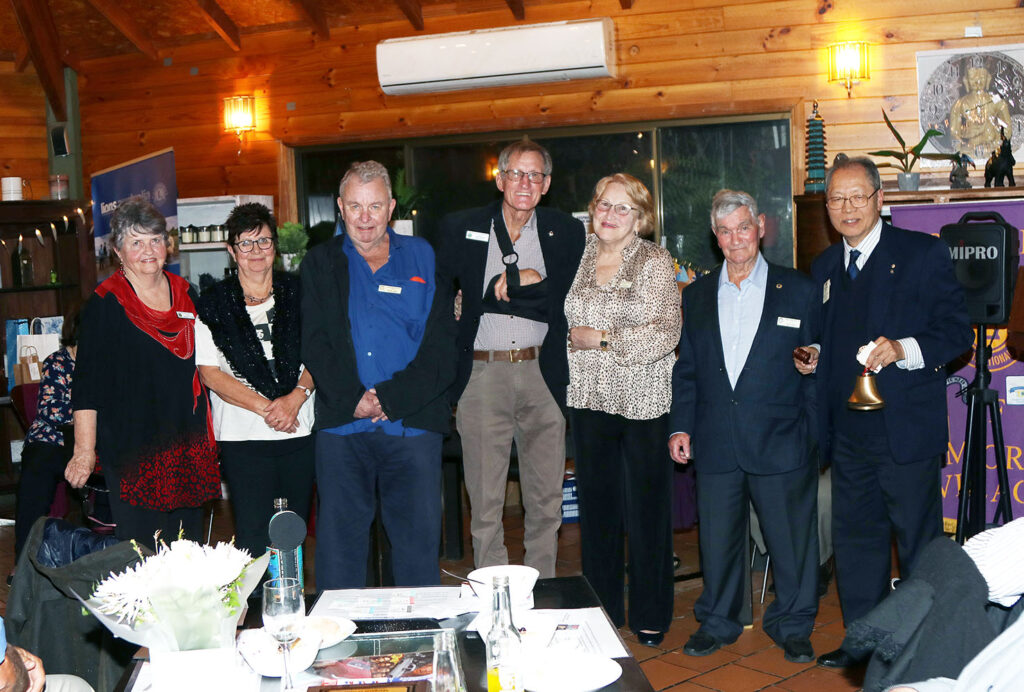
[457,358,566,578]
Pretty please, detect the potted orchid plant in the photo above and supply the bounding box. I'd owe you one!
[868,109,961,191]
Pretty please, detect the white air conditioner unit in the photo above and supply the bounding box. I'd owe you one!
[377,18,615,95]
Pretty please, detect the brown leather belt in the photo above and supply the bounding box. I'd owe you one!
[473,346,540,363]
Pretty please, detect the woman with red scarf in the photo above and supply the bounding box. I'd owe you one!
[65,197,220,546]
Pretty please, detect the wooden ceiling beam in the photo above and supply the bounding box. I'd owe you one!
[504,0,525,20]
[395,0,424,30]
[194,0,241,51]
[83,0,160,61]
[619,0,634,8]
[9,0,67,119]
[291,0,330,40]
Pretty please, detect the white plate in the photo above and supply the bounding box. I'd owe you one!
[236,627,321,677]
[304,615,357,649]
[523,650,622,692]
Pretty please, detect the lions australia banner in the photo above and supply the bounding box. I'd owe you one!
[90,148,178,282]
[891,200,1024,531]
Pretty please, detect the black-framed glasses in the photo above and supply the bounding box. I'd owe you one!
[826,189,879,210]
[596,199,639,217]
[502,169,548,184]
[234,237,274,252]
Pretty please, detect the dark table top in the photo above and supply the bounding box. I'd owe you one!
[117,576,654,692]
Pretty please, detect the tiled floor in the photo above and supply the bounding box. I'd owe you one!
[0,490,866,691]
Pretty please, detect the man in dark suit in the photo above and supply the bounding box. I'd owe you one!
[797,157,972,668]
[669,189,820,663]
[437,139,584,577]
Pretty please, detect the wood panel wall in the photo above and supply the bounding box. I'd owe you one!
[65,0,1024,208]
[0,64,49,201]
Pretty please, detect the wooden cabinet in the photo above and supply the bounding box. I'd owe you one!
[0,200,95,482]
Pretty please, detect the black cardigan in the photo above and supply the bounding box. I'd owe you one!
[299,234,457,434]
[436,201,585,407]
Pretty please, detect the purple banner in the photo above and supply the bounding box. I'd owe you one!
[890,200,1024,532]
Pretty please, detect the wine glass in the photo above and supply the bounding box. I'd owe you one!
[262,577,303,690]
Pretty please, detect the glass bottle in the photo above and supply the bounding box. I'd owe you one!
[10,234,23,287]
[485,576,523,692]
[18,233,33,286]
[267,497,305,591]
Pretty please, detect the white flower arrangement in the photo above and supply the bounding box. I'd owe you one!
[79,535,270,652]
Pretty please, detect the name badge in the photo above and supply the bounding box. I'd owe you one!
[465,230,489,242]
[619,279,632,288]
[379,285,402,295]
[823,279,831,304]
[176,311,195,320]
[777,316,801,328]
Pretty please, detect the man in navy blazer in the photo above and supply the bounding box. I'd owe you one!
[797,157,972,669]
[669,190,820,663]
[437,139,585,578]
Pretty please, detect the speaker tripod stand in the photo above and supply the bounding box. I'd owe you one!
[955,323,1013,544]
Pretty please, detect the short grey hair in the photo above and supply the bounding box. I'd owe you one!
[339,160,392,200]
[826,156,881,193]
[710,189,759,228]
[109,196,168,251]
[498,137,553,176]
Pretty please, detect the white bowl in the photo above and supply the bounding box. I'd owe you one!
[236,627,320,677]
[468,565,539,607]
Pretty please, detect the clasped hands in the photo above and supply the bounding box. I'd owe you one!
[354,388,388,422]
[263,390,305,433]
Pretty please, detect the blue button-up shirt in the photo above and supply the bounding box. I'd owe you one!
[324,228,435,437]
[717,253,768,389]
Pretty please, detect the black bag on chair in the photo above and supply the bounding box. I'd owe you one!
[6,517,152,692]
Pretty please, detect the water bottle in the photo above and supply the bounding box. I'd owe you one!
[267,497,306,592]
[485,576,522,692]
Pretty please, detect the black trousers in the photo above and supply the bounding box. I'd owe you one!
[219,435,316,559]
[831,431,943,624]
[694,460,819,645]
[570,408,674,633]
[15,440,69,558]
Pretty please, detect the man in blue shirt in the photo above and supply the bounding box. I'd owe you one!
[669,190,820,663]
[301,161,457,589]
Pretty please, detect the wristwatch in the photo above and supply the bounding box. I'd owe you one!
[295,384,313,398]
[600,330,609,352]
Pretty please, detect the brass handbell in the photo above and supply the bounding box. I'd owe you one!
[848,369,884,410]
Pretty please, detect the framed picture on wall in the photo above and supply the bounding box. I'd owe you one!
[917,43,1024,167]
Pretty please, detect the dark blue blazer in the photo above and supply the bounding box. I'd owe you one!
[811,222,973,464]
[436,201,585,407]
[670,262,819,475]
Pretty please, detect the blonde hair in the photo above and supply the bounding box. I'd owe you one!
[588,173,656,238]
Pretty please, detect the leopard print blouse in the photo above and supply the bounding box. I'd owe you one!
[564,234,681,420]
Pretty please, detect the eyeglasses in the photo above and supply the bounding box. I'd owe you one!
[343,202,388,217]
[502,169,548,184]
[234,237,274,252]
[826,189,879,210]
[596,199,639,217]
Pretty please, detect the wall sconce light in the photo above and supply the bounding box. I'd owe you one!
[827,41,870,98]
[224,95,255,153]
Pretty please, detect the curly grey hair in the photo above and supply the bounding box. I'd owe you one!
[109,196,168,251]
[338,160,392,200]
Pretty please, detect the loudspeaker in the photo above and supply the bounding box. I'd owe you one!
[940,211,1019,325]
[49,125,69,157]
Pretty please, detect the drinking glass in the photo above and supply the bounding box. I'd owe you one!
[432,629,460,692]
[262,577,303,690]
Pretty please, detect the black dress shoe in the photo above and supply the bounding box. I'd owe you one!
[636,630,664,648]
[782,636,814,663]
[683,631,722,657]
[817,647,861,668]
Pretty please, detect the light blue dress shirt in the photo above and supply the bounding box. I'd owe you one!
[717,253,768,389]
